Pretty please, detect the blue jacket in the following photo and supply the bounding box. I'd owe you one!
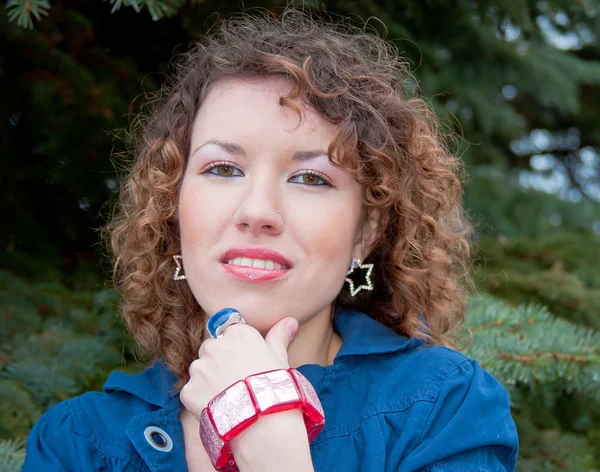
[23,310,519,471]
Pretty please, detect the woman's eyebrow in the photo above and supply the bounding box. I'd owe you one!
[192,140,328,162]
[192,139,246,157]
[292,149,329,162]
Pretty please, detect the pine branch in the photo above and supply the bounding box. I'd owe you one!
[0,379,40,437]
[464,295,600,400]
[515,427,597,471]
[0,270,126,409]
[105,0,187,20]
[5,0,189,26]
[5,0,50,29]
[105,0,145,14]
[0,439,25,472]
[145,0,187,21]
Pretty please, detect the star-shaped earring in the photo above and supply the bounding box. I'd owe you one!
[173,255,186,280]
[345,258,374,297]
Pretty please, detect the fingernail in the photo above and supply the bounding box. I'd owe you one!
[286,319,298,339]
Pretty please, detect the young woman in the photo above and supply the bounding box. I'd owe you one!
[23,10,519,472]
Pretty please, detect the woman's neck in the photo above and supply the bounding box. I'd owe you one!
[286,306,343,368]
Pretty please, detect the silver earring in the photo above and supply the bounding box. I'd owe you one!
[345,258,374,297]
[173,255,186,280]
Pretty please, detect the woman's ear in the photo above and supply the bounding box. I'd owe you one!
[352,208,382,261]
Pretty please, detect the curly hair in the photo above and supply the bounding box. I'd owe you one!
[107,9,474,388]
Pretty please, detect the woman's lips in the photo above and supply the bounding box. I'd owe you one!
[221,247,292,282]
[223,264,289,282]
[221,248,292,268]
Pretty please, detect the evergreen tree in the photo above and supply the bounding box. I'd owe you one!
[2,1,599,470]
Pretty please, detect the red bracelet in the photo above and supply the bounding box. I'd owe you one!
[199,368,325,471]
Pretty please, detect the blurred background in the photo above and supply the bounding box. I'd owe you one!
[1,0,599,470]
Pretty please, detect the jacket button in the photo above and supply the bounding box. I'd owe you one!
[143,426,173,452]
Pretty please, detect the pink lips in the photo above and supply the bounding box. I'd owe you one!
[221,248,292,283]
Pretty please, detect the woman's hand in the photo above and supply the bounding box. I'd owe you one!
[179,315,299,420]
[180,316,315,472]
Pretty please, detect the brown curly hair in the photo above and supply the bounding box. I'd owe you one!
[107,9,474,388]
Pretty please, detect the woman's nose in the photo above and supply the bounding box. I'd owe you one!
[232,178,283,237]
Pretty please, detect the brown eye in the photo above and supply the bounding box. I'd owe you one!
[217,166,234,176]
[302,174,320,185]
[202,162,243,178]
[289,171,331,187]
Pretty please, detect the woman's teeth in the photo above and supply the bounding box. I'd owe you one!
[227,257,285,270]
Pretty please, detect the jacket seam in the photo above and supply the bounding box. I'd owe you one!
[68,397,149,470]
[70,427,147,472]
[89,441,147,472]
[310,396,436,445]
[70,396,131,449]
[313,353,471,443]
[414,358,472,447]
[420,459,490,472]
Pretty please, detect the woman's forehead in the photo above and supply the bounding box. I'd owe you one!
[192,76,339,153]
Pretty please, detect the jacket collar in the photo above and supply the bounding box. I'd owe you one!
[103,359,179,408]
[333,309,425,360]
[103,310,425,404]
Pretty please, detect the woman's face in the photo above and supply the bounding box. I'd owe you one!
[179,77,366,334]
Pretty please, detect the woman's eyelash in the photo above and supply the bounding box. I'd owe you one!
[200,160,244,177]
[290,170,333,187]
[200,162,332,186]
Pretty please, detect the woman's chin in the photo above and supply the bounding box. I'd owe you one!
[243,315,282,336]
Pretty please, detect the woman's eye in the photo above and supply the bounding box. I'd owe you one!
[202,163,244,178]
[289,172,331,187]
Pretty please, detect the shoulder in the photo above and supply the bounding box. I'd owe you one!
[395,344,475,386]
[333,309,496,401]
[363,343,514,430]
[369,345,519,471]
[391,343,512,425]
[355,341,486,403]
[70,386,159,440]
[401,346,519,470]
[22,367,169,472]
[323,343,518,471]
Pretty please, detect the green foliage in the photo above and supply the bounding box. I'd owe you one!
[510,385,600,470]
[513,419,598,471]
[461,169,600,468]
[0,439,26,472]
[463,294,600,469]
[464,295,600,399]
[466,170,600,332]
[5,0,193,26]
[475,233,600,329]
[0,380,38,438]
[5,0,49,29]
[0,269,131,440]
[4,0,599,260]
[465,169,600,238]
[105,0,189,21]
